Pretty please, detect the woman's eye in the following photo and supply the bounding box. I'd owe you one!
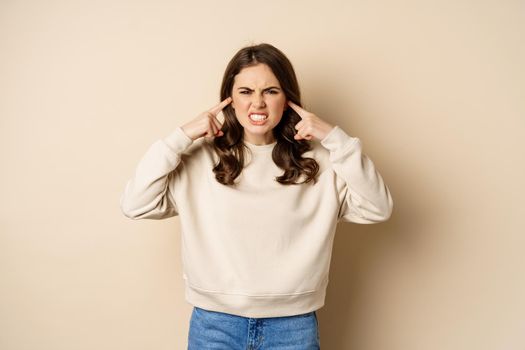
[240,90,278,95]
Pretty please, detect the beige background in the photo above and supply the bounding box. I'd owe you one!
[1,0,524,349]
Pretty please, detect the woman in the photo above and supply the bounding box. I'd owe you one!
[120,42,393,349]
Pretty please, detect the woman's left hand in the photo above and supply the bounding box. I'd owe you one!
[287,101,335,141]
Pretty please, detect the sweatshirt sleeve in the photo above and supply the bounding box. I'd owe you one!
[119,126,194,220]
[320,125,394,224]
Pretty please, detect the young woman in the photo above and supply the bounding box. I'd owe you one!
[120,42,393,349]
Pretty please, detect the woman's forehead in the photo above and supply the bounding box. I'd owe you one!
[233,64,280,87]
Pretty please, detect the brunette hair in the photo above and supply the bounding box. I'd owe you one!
[212,43,319,186]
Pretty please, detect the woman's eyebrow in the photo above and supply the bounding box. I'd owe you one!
[237,86,281,91]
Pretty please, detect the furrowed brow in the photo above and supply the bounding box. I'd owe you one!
[237,86,281,91]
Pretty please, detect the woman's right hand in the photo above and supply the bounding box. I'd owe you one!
[181,97,233,141]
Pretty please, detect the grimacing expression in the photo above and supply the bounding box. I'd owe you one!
[231,63,287,144]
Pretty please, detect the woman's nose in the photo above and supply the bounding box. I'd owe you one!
[252,94,266,107]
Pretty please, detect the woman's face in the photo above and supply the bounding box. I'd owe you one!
[231,63,287,145]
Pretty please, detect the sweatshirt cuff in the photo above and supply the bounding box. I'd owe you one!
[320,125,360,153]
[162,126,194,154]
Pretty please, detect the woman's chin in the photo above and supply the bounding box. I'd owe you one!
[245,126,272,135]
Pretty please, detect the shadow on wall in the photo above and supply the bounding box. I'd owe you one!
[318,154,436,348]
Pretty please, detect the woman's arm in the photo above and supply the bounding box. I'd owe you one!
[320,126,394,224]
[119,126,193,220]
[120,98,231,220]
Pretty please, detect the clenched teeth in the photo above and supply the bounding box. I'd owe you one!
[249,114,268,121]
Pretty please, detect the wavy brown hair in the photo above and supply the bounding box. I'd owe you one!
[212,43,319,186]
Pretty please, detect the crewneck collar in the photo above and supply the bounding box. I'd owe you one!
[243,140,277,152]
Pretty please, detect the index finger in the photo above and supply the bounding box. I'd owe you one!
[287,101,307,118]
[209,96,233,115]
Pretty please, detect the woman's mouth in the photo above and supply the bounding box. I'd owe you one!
[248,113,268,125]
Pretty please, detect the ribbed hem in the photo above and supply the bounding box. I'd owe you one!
[183,277,328,318]
[320,125,359,151]
[320,125,361,162]
[162,126,193,154]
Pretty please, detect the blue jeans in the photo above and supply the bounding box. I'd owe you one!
[187,306,321,349]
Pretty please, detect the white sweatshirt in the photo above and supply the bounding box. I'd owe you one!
[120,125,393,318]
